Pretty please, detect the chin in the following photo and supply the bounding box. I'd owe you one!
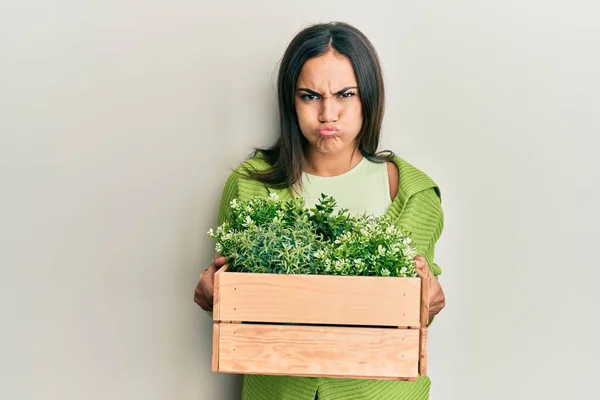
[314,138,345,153]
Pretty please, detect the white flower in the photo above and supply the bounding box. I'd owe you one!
[230,199,238,209]
[404,247,417,259]
[377,245,386,256]
[334,259,346,271]
[354,259,364,272]
[207,228,214,236]
[222,232,233,241]
[381,268,391,277]
[242,215,254,228]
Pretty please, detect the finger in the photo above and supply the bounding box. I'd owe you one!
[414,256,428,272]
[206,262,217,275]
[200,268,215,302]
[194,272,211,310]
[195,269,208,293]
[199,285,213,310]
[194,287,211,310]
[414,258,434,289]
[213,256,227,268]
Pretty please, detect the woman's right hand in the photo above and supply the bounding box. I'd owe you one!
[193,255,227,311]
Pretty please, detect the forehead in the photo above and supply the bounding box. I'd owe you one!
[296,51,357,88]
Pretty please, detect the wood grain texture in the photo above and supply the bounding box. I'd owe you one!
[212,323,220,372]
[216,323,420,379]
[415,268,429,377]
[213,265,228,321]
[415,268,430,327]
[419,327,428,376]
[215,271,421,327]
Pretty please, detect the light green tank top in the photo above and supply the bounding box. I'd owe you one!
[298,157,392,217]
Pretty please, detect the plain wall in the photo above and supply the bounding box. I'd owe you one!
[1,1,598,399]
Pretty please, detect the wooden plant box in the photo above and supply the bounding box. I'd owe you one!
[212,266,429,381]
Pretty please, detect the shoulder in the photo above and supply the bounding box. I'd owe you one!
[387,154,441,201]
[217,154,273,225]
[220,153,274,203]
[224,153,272,184]
[236,153,272,174]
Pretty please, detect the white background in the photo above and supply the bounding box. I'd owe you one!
[1,1,598,399]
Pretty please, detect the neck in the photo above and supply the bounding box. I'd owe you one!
[304,147,363,176]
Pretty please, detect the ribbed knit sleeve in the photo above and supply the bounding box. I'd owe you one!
[216,171,239,226]
[394,187,444,277]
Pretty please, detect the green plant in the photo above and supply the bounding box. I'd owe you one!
[207,193,418,277]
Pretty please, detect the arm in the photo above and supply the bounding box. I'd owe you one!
[193,170,239,313]
[395,187,446,322]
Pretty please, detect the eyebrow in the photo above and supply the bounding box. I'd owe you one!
[297,86,358,96]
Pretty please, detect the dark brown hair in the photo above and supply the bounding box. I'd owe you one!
[247,21,392,189]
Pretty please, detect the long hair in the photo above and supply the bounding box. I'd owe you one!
[247,21,391,189]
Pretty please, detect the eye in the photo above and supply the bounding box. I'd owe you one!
[338,92,356,99]
[300,94,319,101]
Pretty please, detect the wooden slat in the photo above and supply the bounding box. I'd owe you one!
[213,369,416,382]
[415,267,430,376]
[212,266,226,321]
[217,323,419,379]
[215,271,421,327]
[415,268,430,327]
[419,327,428,376]
[212,323,220,372]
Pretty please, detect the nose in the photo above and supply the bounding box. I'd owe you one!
[318,97,339,123]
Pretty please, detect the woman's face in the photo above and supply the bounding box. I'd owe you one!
[295,50,363,156]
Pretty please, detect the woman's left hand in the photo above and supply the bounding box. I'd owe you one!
[415,256,446,321]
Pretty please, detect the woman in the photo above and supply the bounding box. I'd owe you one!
[194,21,446,400]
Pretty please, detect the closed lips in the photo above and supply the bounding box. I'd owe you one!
[318,126,338,136]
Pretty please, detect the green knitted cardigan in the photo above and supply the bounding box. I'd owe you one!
[214,154,444,400]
